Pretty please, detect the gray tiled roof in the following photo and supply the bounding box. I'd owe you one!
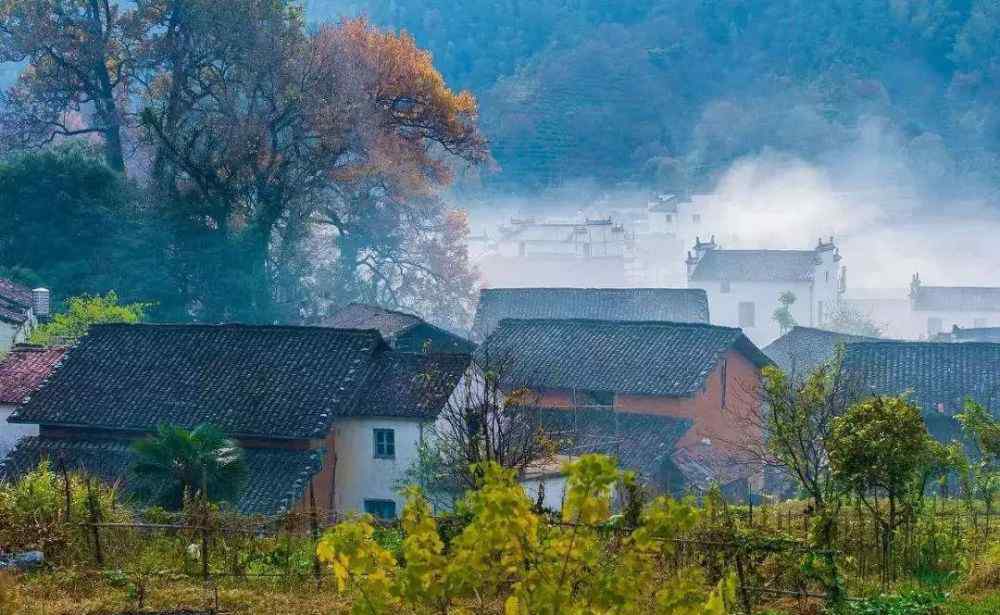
[322,303,422,338]
[10,324,465,437]
[0,277,31,325]
[528,407,691,484]
[472,287,710,341]
[843,341,1000,441]
[763,326,884,376]
[0,436,323,515]
[689,250,819,282]
[322,303,475,354]
[480,319,770,397]
[912,286,1000,312]
[354,352,470,418]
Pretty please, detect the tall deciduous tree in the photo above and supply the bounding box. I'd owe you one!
[0,0,143,171]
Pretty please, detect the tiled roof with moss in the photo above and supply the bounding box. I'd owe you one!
[472,287,710,340]
[10,324,468,437]
[480,318,770,397]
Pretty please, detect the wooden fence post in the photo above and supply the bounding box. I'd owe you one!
[310,481,322,583]
[86,477,104,566]
[58,457,72,522]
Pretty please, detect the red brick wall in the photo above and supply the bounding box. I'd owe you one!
[615,349,762,454]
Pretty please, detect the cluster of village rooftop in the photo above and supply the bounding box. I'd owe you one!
[1,253,999,518]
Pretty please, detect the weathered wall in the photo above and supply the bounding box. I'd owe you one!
[615,348,762,454]
[331,417,426,518]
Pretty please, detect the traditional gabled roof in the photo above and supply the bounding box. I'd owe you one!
[10,324,465,437]
[322,303,474,354]
[911,286,1000,312]
[689,250,819,282]
[0,278,32,325]
[480,319,770,397]
[0,436,323,515]
[842,341,1000,416]
[0,345,68,405]
[527,407,691,483]
[472,287,710,340]
[763,327,884,376]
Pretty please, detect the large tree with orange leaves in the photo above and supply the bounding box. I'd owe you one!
[136,4,487,323]
[0,1,488,327]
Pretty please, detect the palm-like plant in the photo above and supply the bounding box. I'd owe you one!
[130,423,247,510]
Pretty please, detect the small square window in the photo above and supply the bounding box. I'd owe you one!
[373,428,395,459]
[720,280,731,294]
[364,499,397,520]
[692,214,701,223]
[665,214,673,223]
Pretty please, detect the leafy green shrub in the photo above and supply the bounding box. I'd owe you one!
[0,460,128,557]
[317,454,736,614]
[841,589,947,615]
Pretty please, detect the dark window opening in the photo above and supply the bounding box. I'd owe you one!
[364,499,397,520]
[720,280,731,294]
[373,428,395,459]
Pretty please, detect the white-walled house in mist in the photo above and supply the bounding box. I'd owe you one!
[907,275,1000,339]
[686,237,845,346]
[477,217,638,288]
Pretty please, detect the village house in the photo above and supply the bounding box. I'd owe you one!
[471,287,710,342]
[481,318,771,496]
[909,274,1000,338]
[0,279,50,353]
[686,237,845,346]
[0,344,67,457]
[1,324,468,518]
[842,341,1000,443]
[763,326,885,378]
[476,216,638,288]
[321,303,474,354]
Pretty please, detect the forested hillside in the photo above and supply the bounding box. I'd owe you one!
[307,0,1000,194]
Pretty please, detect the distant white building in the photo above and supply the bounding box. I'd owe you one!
[478,217,637,288]
[908,274,1000,339]
[686,237,845,346]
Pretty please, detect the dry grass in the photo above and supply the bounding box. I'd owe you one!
[4,569,354,615]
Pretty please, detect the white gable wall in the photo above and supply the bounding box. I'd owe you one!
[701,280,815,347]
[332,417,426,518]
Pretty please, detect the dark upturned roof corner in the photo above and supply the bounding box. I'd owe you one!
[479,318,770,397]
[472,287,711,341]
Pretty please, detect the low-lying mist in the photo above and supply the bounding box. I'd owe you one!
[466,116,1000,291]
